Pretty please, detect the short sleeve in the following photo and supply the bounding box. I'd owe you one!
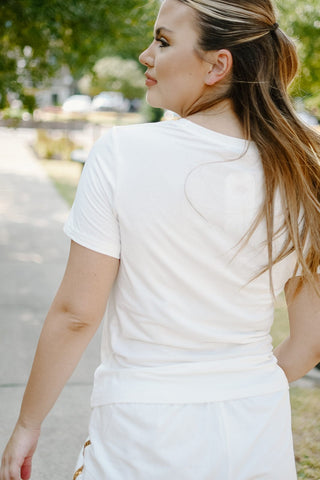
[63,129,121,258]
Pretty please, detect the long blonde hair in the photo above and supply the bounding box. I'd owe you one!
[179,0,320,294]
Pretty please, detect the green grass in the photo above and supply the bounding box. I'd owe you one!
[42,161,320,477]
[273,293,320,478]
[291,387,320,479]
[40,158,82,206]
[51,177,78,207]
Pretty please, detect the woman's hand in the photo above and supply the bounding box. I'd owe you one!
[0,423,40,480]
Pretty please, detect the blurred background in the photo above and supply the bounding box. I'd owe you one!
[0,0,163,128]
[1,0,319,131]
[0,0,319,158]
[1,0,318,227]
[0,0,320,478]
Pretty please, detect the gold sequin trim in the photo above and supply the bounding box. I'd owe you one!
[73,466,84,480]
[83,440,91,451]
[73,440,92,480]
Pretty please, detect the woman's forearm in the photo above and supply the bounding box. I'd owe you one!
[16,244,119,430]
[17,303,99,430]
[274,336,320,383]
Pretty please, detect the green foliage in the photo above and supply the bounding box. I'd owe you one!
[101,1,158,62]
[79,56,146,99]
[140,100,164,123]
[276,0,320,112]
[19,93,37,113]
[0,0,158,102]
[2,0,319,114]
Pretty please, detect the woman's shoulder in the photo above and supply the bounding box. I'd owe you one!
[113,119,179,140]
[92,121,177,155]
[89,120,180,168]
[109,120,185,147]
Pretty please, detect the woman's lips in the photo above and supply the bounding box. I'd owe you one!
[145,73,158,86]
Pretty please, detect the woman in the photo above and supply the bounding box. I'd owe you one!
[1,0,320,479]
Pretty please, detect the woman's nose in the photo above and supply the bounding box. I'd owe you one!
[139,44,154,67]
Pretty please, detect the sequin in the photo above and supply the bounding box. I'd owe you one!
[73,440,91,479]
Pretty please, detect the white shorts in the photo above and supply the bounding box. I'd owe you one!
[73,389,297,480]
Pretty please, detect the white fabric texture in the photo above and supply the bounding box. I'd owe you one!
[74,390,297,480]
[64,118,298,405]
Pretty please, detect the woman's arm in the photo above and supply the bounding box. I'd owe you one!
[0,240,119,480]
[274,276,320,383]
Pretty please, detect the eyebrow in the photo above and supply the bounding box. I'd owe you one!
[154,27,174,36]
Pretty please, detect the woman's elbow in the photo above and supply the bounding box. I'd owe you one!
[49,300,103,334]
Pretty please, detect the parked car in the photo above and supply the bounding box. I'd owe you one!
[297,110,319,126]
[91,92,130,113]
[62,95,92,113]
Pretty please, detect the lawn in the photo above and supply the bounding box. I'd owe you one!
[291,387,320,479]
[40,157,82,206]
[42,156,320,478]
[273,294,320,478]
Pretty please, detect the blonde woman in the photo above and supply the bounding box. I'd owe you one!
[1,0,320,479]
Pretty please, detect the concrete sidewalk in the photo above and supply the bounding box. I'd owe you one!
[0,128,101,479]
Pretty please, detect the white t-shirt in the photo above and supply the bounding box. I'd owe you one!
[64,118,297,406]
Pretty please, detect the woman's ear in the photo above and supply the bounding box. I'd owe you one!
[205,49,233,86]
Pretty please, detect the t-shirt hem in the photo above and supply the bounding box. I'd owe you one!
[89,367,289,406]
[90,383,289,407]
[63,224,121,259]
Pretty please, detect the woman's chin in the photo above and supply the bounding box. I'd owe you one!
[145,94,180,115]
[145,93,165,110]
[146,100,162,110]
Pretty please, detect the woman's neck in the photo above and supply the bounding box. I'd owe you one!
[186,99,246,139]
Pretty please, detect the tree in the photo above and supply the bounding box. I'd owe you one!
[0,0,158,108]
[276,0,320,112]
[79,56,146,99]
[3,0,319,114]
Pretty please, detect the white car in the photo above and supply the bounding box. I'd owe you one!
[297,111,319,126]
[91,92,130,113]
[62,95,92,113]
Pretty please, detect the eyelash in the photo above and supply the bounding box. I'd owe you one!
[155,37,169,48]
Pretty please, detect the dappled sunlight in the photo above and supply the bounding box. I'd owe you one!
[0,130,70,264]
[12,252,44,264]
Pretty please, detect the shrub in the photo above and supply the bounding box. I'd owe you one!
[35,130,79,161]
